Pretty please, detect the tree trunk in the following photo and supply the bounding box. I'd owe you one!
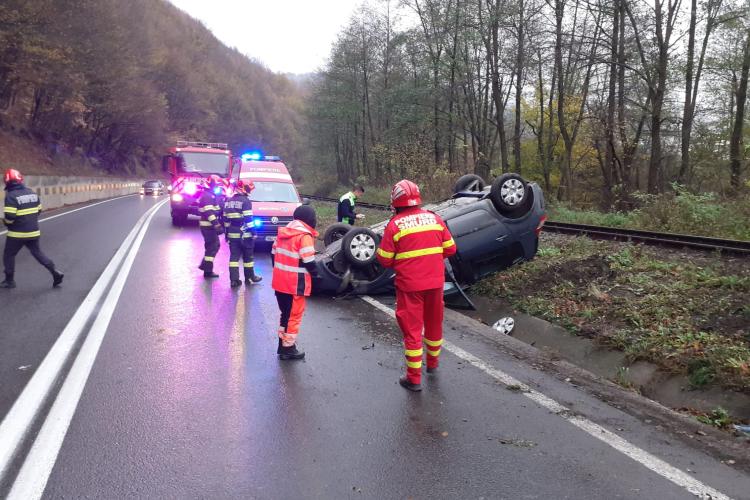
[512,0,525,174]
[729,29,750,189]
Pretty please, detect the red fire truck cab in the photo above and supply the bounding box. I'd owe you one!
[162,141,235,226]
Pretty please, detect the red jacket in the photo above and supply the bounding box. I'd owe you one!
[271,220,318,296]
[376,207,456,292]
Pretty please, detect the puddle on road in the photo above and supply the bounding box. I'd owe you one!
[458,294,750,420]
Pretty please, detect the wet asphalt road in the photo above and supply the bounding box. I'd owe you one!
[1,196,749,499]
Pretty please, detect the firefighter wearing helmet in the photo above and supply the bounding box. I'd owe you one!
[2,169,64,289]
[223,179,262,287]
[197,174,224,278]
[376,180,456,391]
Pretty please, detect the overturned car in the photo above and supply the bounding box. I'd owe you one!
[311,173,546,297]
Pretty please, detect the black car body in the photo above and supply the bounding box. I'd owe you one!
[141,180,165,196]
[311,173,546,296]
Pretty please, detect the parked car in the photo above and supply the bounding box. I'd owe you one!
[311,173,546,296]
[141,180,166,196]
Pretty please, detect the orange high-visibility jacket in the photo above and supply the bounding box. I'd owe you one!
[271,220,318,296]
[376,207,456,292]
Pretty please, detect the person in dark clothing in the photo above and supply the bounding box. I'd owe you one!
[337,185,365,225]
[197,175,224,278]
[2,169,64,289]
[223,179,262,287]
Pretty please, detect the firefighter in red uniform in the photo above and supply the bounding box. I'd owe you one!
[271,205,318,360]
[376,180,456,391]
[197,175,223,278]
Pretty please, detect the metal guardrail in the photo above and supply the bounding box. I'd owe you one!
[303,194,750,255]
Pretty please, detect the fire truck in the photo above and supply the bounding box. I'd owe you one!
[162,141,235,226]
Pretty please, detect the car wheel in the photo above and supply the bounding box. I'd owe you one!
[490,173,532,218]
[454,174,486,194]
[323,223,352,246]
[171,210,187,227]
[341,227,379,268]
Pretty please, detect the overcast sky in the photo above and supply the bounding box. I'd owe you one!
[168,0,358,74]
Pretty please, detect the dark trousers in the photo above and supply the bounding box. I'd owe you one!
[200,228,220,272]
[3,237,56,280]
[228,236,255,281]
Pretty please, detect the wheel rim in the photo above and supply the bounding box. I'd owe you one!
[492,317,515,335]
[349,234,376,262]
[500,179,525,206]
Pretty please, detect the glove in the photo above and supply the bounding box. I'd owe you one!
[215,225,224,235]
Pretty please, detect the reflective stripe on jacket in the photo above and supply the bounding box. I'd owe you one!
[198,191,220,228]
[223,194,254,239]
[271,219,318,296]
[3,183,42,239]
[376,207,456,292]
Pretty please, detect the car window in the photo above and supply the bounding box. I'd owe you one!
[248,182,299,203]
[144,181,160,187]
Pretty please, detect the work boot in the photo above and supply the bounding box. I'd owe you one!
[399,376,422,392]
[230,279,242,288]
[245,273,262,284]
[52,271,64,288]
[0,280,16,289]
[277,338,283,354]
[278,344,305,360]
[204,272,219,279]
[426,366,438,374]
[198,261,206,271]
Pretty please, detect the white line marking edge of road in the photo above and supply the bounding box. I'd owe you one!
[0,199,164,482]
[359,295,731,500]
[0,194,139,237]
[8,198,167,500]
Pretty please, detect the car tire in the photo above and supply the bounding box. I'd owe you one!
[490,173,532,218]
[341,227,379,268]
[454,174,486,194]
[171,210,187,227]
[324,223,352,246]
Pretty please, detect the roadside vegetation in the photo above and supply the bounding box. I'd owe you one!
[473,234,750,393]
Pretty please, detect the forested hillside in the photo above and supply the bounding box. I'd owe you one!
[308,0,750,208]
[0,0,305,175]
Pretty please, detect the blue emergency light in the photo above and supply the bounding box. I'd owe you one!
[242,151,262,161]
[252,218,263,228]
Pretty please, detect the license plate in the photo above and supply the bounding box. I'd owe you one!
[265,236,277,242]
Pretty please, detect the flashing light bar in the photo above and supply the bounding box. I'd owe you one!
[240,152,282,162]
[177,140,228,150]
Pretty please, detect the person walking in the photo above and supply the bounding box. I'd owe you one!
[2,169,64,289]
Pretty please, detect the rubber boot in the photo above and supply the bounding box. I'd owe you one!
[52,271,64,288]
[399,376,422,392]
[230,279,242,287]
[0,279,16,289]
[277,338,283,354]
[279,344,305,360]
[198,261,206,271]
[204,272,219,279]
[426,366,438,374]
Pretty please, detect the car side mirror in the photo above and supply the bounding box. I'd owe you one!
[302,197,311,205]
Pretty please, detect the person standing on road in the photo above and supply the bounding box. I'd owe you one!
[271,205,318,360]
[1,169,64,289]
[223,179,262,287]
[337,185,365,225]
[376,180,456,392]
[197,175,223,279]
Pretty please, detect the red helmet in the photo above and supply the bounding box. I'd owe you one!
[4,169,23,185]
[390,179,422,208]
[237,179,255,194]
[207,174,222,187]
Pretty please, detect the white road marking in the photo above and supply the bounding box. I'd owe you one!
[0,194,138,236]
[8,198,167,500]
[0,199,165,483]
[360,295,731,500]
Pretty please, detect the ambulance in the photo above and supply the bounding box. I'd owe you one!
[236,153,304,243]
